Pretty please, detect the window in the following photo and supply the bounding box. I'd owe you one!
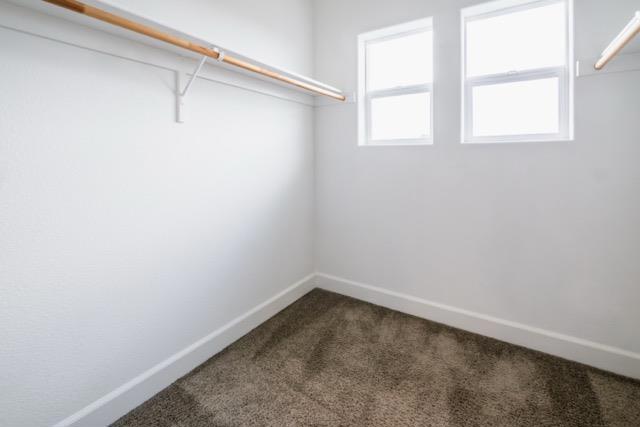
[358,18,434,146]
[462,0,573,143]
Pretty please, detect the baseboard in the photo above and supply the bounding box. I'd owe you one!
[54,274,316,427]
[315,272,640,380]
[53,271,640,426]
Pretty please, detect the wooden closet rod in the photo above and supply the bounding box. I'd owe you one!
[42,0,346,101]
[595,12,640,70]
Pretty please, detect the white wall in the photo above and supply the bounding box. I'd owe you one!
[0,1,315,426]
[314,0,640,361]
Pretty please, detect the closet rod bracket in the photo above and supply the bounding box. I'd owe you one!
[214,47,226,62]
[177,55,209,123]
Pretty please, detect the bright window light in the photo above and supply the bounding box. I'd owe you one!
[358,18,434,146]
[367,31,434,91]
[462,0,573,143]
[371,92,431,140]
[473,78,560,136]
[466,2,567,77]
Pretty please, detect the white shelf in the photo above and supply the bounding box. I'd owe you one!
[10,0,344,99]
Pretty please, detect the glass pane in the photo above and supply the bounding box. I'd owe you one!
[472,78,559,137]
[371,92,431,141]
[466,2,566,77]
[367,30,433,91]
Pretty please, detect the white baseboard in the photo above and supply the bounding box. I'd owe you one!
[53,271,640,426]
[54,274,316,427]
[316,272,640,380]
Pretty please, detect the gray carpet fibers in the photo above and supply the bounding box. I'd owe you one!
[113,289,640,426]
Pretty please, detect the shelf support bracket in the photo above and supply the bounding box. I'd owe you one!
[176,55,208,123]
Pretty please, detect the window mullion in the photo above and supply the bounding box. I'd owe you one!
[368,84,431,99]
[466,66,563,87]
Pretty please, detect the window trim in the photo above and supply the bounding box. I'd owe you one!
[358,17,434,147]
[461,0,574,144]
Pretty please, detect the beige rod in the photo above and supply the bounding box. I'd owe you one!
[43,0,346,101]
[595,12,640,70]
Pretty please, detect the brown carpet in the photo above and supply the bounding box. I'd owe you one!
[113,289,640,427]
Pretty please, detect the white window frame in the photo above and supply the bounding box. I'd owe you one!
[358,17,434,147]
[461,0,574,144]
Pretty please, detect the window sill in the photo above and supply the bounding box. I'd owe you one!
[359,138,433,147]
[462,137,574,145]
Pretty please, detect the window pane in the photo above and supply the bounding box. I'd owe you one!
[466,2,566,77]
[472,78,559,137]
[371,92,431,141]
[367,30,433,90]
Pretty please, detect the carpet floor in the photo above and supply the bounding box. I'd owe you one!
[113,289,640,427]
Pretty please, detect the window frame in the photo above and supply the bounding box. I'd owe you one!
[461,0,574,144]
[358,17,434,147]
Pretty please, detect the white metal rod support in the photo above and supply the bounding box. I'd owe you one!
[181,55,208,97]
[177,55,209,123]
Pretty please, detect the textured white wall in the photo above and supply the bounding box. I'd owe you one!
[314,0,640,354]
[0,1,315,426]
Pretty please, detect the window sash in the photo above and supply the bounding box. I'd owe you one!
[366,84,433,145]
[463,67,569,143]
[364,28,433,94]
